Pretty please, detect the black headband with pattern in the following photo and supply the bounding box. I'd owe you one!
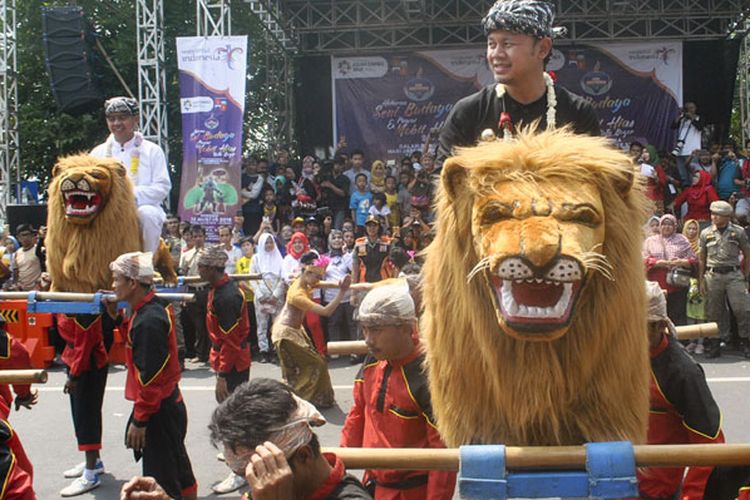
[104,97,138,116]
[482,0,566,39]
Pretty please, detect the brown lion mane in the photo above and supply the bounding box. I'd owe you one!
[421,128,650,447]
[46,154,142,293]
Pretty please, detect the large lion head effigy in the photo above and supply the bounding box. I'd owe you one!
[46,154,142,293]
[422,128,650,447]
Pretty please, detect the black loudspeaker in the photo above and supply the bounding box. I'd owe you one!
[7,205,48,235]
[41,6,102,116]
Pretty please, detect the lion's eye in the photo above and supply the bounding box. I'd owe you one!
[89,171,106,180]
[480,204,513,225]
[559,205,601,226]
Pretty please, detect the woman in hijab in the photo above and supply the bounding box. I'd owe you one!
[369,160,387,194]
[682,219,706,353]
[672,170,719,231]
[643,214,697,326]
[249,233,286,363]
[644,215,661,238]
[282,232,326,354]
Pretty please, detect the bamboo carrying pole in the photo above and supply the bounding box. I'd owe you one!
[0,291,196,303]
[315,281,375,291]
[324,444,750,471]
[674,322,718,340]
[0,370,47,384]
[327,323,721,356]
[179,274,261,284]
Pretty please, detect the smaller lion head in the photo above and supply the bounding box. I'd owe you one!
[51,155,127,225]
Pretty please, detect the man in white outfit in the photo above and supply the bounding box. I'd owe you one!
[90,97,171,254]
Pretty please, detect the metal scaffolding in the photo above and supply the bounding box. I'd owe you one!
[197,0,232,37]
[284,0,749,54]
[0,0,18,217]
[136,0,169,159]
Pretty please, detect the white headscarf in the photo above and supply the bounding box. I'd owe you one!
[255,233,284,277]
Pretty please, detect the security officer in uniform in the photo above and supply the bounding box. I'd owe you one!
[699,200,750,358]
[352,215,393,285]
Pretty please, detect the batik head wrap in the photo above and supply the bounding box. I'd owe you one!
[357,279,416,327]
[110,251,154,284]
[482,0,566,38]
[646,280,677,336]
[104,96,138,116]
[198,245,228,269]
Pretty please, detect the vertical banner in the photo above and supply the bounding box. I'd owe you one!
[176,36,247,240]
[332,41,682,158]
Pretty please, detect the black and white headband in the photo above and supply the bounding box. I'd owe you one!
[482,0,567,39]
[104,96,138,116]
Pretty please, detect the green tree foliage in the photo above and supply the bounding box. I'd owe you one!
[16,0,281,200]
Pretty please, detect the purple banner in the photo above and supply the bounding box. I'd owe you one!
[332,42,682,157]
[176,36,248,241]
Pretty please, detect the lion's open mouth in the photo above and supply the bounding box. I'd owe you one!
[488,256,585,336]
[63,190,102,218]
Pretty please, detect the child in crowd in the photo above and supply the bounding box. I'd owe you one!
[349,173,373,236]
[235,237,258,355]
[369,193,391,231]
[261,188,280,233]
[384,175,401,228]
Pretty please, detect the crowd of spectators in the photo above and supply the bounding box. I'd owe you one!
[639,103,750,358]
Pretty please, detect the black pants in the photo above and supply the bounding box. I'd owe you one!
[226,367,250,393]
[133,390,196,499]
[327,302,356,342]
[186,289,209,361]
[180,306,195,359]
[246,301,259,354]
[667,288,689,327]
[69,363,108,451]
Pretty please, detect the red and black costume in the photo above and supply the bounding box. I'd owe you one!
[57,313,109,452]
[340,345,456,499]
[0,406,34,500]
[0,327,33,419]
[207,275,251,392]
[307,453,372,500]
[125,291,197,499]
[638,333,725,500]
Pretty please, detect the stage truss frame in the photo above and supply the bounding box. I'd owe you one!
[0,0,18,220]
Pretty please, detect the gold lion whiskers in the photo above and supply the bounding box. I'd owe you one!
[578,244,615,282]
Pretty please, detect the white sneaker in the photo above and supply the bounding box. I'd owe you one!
[212,472,247,494]
[685,342,696,353]
[63,461,105,479]
[694,343,705,355]
[60,475,100,497]
[216,451,225,462]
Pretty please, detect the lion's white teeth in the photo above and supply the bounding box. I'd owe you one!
[498,281,574,320]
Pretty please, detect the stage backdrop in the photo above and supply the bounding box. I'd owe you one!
[176,36,247,240]
[332,41,682,159]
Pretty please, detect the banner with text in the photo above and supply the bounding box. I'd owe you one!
[332,41,682,159]
[177,36,247,240]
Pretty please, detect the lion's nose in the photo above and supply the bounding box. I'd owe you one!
[76,179,91,192]
[520,219,561,269]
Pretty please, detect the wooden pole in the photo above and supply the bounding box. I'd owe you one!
[179,274,261,284]
[328,340,369,356]
[0,370,47,384]
[328,323,720,356]
[0,292,195,303]
[324,444,750,470]
[674,322,719,340]
[315,281,375,291]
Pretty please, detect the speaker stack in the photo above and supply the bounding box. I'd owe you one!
[41,6,102,116]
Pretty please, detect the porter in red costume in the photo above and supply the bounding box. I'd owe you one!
[638,281,724,500]
[0,321,37,418]
[110,252,197,500]
[341,280,456,499]
[198,245,251,494]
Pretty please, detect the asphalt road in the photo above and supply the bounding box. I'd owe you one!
[11,351,750,499]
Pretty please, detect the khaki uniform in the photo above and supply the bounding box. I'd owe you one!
[700,223,750,340]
